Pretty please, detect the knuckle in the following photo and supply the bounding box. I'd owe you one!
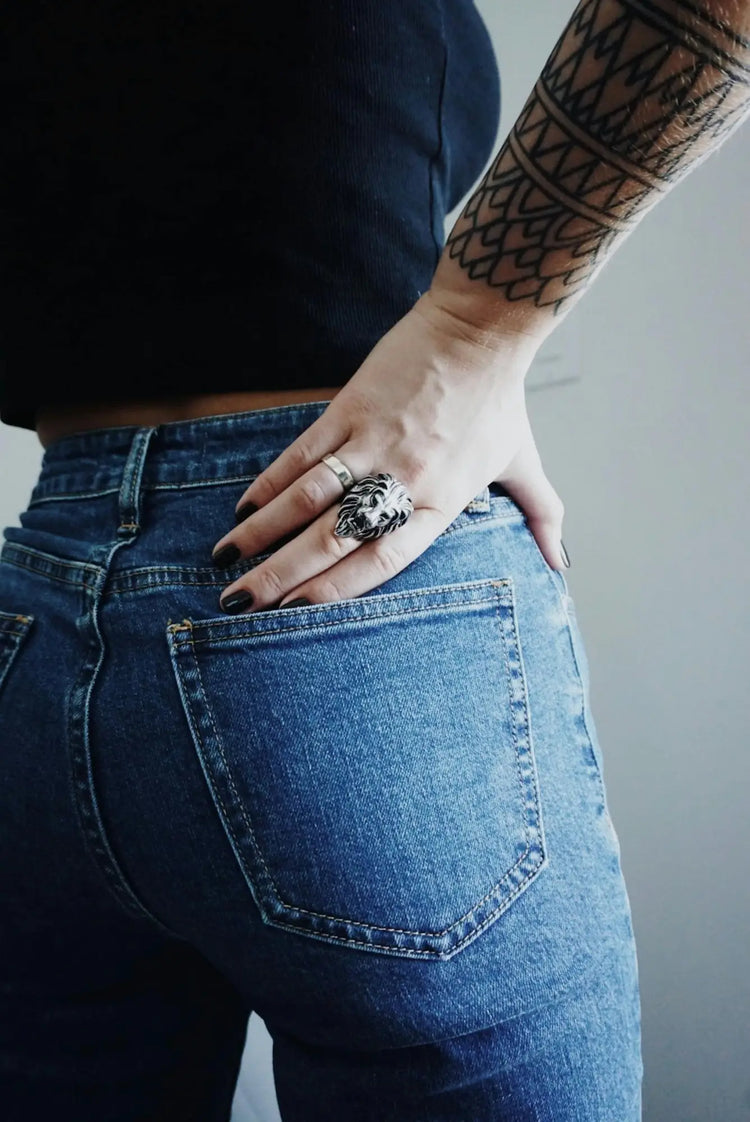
[324,522,356,561]
[297,476,328,517]
[314,574,348,604]
[249,475,275,506]
[288,439,315,475]
[401,452,430,484]
[256,564,286,600]
[345,390,378,423]
[371,540,406,581]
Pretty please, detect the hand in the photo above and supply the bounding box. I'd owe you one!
[210,290,567,613]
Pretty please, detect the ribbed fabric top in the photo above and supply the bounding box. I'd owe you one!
[0,1,500,431]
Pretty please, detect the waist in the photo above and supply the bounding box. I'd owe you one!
[35,388,344,449]
[28,399,345,507]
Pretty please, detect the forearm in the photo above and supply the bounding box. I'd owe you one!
[429,0,750,344]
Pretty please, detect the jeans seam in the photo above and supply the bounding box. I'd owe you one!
[168,580,546,957]
[543,564,608,810]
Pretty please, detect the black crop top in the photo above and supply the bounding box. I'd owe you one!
[0,1,500,431]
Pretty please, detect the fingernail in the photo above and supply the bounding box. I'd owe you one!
[235,501,259,524]
[559,540,571,568]
[279,597,311,609]
[212,543,242,568]
[220,589,254,613]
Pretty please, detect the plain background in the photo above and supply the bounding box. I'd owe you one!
[1,3,748,1120]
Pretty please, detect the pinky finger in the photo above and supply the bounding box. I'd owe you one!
[278,507,449,607]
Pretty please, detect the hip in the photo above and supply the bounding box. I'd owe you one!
[0,403,635,1041]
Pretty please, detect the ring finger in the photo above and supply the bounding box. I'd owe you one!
[216,487,364,614]
[211,449,370,569]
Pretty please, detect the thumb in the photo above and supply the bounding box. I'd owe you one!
[495,431,568,572]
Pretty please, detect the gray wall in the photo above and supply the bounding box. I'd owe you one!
[1,3,748,1119]
[474,3,750,1120]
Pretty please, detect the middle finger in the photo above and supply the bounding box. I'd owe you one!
[211,457,362,567]
[217,501,362,614]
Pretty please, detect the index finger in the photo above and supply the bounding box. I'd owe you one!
[212,446,372,566]
[232,403,351,518]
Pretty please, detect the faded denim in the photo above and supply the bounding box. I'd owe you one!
[0,401,642,1120]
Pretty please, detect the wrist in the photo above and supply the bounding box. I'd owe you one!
[414,284,552,360]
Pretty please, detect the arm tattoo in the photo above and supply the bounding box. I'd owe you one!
[443,0,750,318]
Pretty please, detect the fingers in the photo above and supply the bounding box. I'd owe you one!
[275,507,447,608]
[231,400,353,519]
[496,432,568,572]
[217,499,447,614]
[212,443,372,566]
[217,501,360,612]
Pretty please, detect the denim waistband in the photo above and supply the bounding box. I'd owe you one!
[28,399,514,517]
[29,400,352,505]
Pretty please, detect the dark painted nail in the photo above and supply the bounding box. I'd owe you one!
[220,589,254,613]
[235,501,259,524]
[212,543,242,568]
[279,598,311,609]
[560,540,571,568]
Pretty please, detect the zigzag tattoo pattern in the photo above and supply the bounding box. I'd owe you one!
[444,0,750,316]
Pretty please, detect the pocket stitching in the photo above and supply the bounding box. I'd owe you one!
[179,637,286,923]
[0,611,35,696]
[167,579,547,956]
[169,577,514,643]
[193,606,541,939]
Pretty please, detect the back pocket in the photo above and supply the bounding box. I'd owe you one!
[165,577,547,960]
[0,609,34,700]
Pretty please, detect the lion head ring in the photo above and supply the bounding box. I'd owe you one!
[320,453,414,542]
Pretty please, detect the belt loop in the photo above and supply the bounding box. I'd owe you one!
[116,425,159,536]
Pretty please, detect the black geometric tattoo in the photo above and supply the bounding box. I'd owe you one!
[442,0,750,317]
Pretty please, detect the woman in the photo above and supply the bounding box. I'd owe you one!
[1,1,748,1118]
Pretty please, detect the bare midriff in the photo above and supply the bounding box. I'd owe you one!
[35,386,345,449]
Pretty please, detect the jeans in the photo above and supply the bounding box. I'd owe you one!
[0,402,642,1120]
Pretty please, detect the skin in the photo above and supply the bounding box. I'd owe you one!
[430,0,750,336]
[34,387,347,449]
[37,0,750,612]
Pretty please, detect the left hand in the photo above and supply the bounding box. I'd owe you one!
[211,291,567,613]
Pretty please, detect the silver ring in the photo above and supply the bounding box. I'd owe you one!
[320,453,356,492]
[321,454,414,543]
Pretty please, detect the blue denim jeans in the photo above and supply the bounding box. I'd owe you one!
[0,402,642,1120]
